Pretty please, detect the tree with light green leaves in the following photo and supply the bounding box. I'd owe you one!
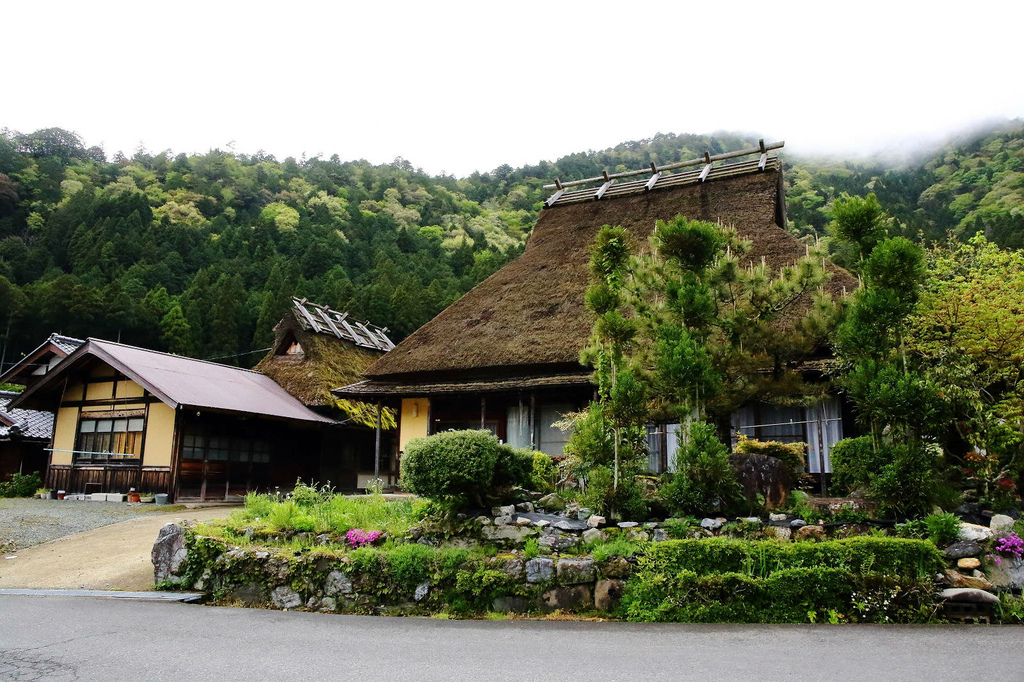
[909,235,1024,508]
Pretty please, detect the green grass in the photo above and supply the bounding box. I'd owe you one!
[588,536,643,562]
[226,483,428,539]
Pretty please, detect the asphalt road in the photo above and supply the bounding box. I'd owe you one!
[1,595,1020,681]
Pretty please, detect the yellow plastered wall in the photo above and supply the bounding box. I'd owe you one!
[116,380,145,399]
[63,382,84,402]
[51,407,79,465]
[86,382,115,400]
[143,402,176,467]
[399,398,430,452]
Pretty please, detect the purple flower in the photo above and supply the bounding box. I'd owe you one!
[993,532,1023,561]
[346,528,382,548]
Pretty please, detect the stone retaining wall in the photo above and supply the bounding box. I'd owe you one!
[154,524,633,616]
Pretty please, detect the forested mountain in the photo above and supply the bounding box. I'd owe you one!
[784,121,1024,248]
[1,122,1022,372]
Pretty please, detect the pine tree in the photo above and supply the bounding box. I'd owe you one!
[160,304,193,356]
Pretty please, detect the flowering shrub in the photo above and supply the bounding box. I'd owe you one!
[989,532,1024,564]
[346,528,382,548]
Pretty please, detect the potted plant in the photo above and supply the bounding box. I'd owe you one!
[35,488,49,500]
[138,492,155,503]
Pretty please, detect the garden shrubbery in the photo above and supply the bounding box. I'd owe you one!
[0,471,42,498]
[400,430,534,504]
[660,423,740,516]
[831,436,951,518]
[620,536,942,623]
[734,434,805,473]
[637,537,944,578]
[620,567,935,623]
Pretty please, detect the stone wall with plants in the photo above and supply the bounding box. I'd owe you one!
[154,518,1024,623]
[156,523,633,616]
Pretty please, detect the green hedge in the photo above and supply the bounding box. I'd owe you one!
[619,567,936,623]
[637,537,944,579]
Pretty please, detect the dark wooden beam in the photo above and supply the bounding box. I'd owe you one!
[373,400,382,480]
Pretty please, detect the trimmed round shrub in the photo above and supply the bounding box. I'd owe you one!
[492,444,534,489]
[400,430,501,502]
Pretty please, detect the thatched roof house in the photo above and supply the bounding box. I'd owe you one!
[255,298,395,428]
[336,151,856,473]
[255,299,399,490]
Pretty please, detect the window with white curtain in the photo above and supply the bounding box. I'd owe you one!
[506,403,531,449]
[536,403,572,457]
[731,398,843,473]
[645,423,682,473]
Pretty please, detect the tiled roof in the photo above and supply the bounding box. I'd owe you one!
[0,390,54,441]
[49,333,85,355]
[0,332,84,387]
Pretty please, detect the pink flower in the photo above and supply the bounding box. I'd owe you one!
[346,528,382,548]
[993,532,1023,560]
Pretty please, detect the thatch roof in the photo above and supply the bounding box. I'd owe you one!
[254,307,395,428]
[365,163,857,382]
[367,163,859,379]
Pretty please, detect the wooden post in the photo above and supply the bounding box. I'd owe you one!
[374,400,382,480]
[518,394,524,445]
[529,393,536,450]
[480,396,486,430]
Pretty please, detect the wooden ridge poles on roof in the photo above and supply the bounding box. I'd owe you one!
[291,298,396,351]
[543,140,784,207]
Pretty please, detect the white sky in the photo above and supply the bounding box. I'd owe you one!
[6,0,1023,176]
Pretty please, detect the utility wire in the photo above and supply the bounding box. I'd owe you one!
[201,347,272,362]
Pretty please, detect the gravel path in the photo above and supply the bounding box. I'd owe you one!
[0,506,234,590]
[0,498,174,551]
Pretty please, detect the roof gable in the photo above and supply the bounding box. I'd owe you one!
[10,340,333,425]
[0,333,84,388]
[255,308,384,408]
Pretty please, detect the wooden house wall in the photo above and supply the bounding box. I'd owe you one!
[45,364,173,494]
[172,411,323,501]
[0,441,49,482]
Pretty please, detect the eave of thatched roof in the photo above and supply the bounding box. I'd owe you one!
[365,166,857,381]
[333,371,595,400]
